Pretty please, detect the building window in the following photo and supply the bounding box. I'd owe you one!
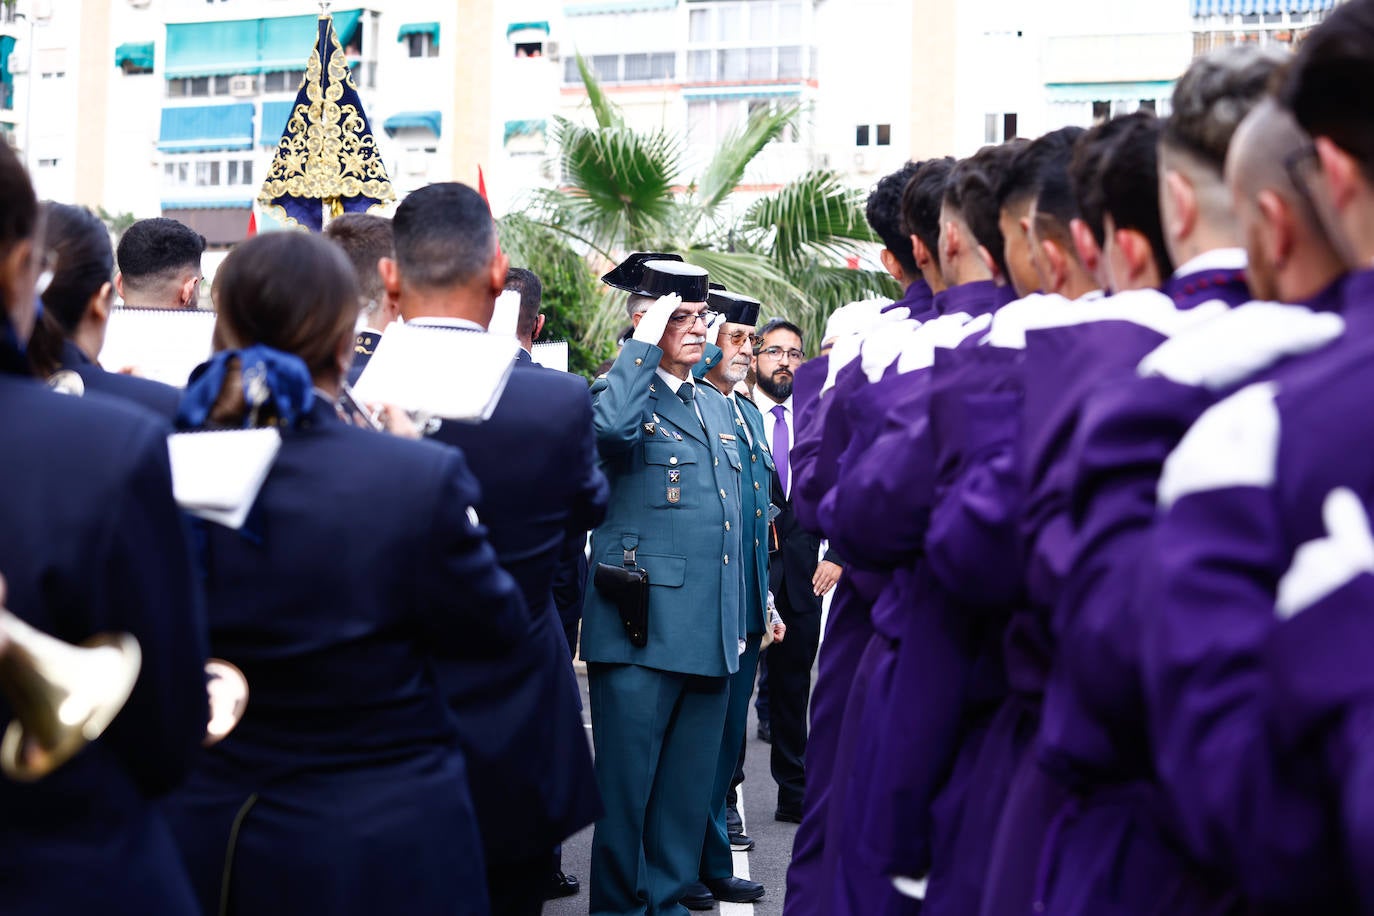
[406,33,438,58]
[165,156,256,190]
[564,52,676,85]
[984,112,1018,143]
[855,124,870,146]
[514,41,544,58]
[1138,99,1157,114]
[685,0,813,84]
[688,97,799,149]
[1092,100,1111,123]
[876,123,891,146]
[37,158,59,168]
[262,70,306,93]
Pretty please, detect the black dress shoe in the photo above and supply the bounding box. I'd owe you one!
[729,831,755,852]
[757,720,771,743]
[680,880,715,911]
[544,870,579,900]
[707,876,766,903]
[774,806,803,824]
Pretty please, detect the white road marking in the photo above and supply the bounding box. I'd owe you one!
[721,783,755,916]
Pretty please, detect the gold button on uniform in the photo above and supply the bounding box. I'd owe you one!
[753,482,760,490]
[669,457,678,465]
[634,358,643,366]
[720,489,727,499]
[724,556,730,565]
[725,521,731,531]
[756,509,763,518]
[714,458,719,466]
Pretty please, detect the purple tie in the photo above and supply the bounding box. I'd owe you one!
[771,404,789,497]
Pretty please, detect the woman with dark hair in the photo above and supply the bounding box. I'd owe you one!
[27,202,179,415]
[0,138,210,911]
[163,231,526,916]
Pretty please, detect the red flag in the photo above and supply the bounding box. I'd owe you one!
[247,210,257,238]
[478,165,502,256]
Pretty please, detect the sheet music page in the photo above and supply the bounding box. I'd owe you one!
[351,323,520,421]
[101,307,216,388]
[532,340,569,374]
[167,428,282,529]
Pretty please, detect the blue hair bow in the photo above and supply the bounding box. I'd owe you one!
[176,344,316,431]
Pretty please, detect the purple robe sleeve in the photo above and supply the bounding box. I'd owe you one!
[924,345,1026,608]
[1143,476,1345,907]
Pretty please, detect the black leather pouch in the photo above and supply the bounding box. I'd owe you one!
[594,561,650,648]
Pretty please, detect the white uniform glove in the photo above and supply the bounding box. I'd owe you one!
[632,293,683,346]
[1276,487,1374,620]
[488,289,522,338]
[822,333,863,397]
[1139,302,1344,392]
[705,310,728,341]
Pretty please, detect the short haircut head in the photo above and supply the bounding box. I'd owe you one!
[392,182,497,290]
[1280,0,1374,178]
[322,213,392,308]
[115,217,205,286]
[504,266,543,339]
[1097,112,1174,278]
[39,202,113,333]
[1069,117,1140,246]
[1000,126,1084,212]
[946,141,1026,280]
[757,316,803,348]
[1164,45,1289,175]
[901,157,956,261]
[866,161,924,277]
[1229,97,1326,237]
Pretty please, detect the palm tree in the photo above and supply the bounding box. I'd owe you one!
[497,55,897,374]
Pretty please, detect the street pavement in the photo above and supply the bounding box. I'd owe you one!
[547,663,794,916]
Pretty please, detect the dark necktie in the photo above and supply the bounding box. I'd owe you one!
[771,404,789,496]
[677,384,695,403]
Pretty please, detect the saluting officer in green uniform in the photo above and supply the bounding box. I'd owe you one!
[583,255,746,916]
[679,288,784,909]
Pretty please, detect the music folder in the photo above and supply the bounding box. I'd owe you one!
[100,307,216,388]
[350,324,520,422]
[167,428,282,529]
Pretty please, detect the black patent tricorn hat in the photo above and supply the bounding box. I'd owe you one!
[639,260,710,302]
[707,289,761,326]
[601,252,683,294]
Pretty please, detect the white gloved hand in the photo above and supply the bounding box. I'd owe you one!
[1276,487,1374,620]
[879,306,911,323]
[632,293,683,346]
[822,333,863,397]
[1139,302,1345,391]
[705,310,728,341]
[861,320,918,383]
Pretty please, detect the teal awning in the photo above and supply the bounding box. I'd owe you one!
[0,35,16,83]
[1045,80,1175,103]
[397,22,440,42]
[115,42,155,71]
[504,119,547,142]
[682,86,802,100]
[259,99,296,146]
[160,198,252,210]
[383,110,442,137]
[165,11,363,79]
[157,103,255,152]
[507,21,550,37]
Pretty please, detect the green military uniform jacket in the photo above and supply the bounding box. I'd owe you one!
[582,338,745,678]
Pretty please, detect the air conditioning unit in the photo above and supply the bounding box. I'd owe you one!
[228,75,257,96]
[545,41,560,61]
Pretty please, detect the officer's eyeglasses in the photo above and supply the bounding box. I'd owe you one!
[724,330,759,347]
[757,346,803,362]
[667,308,718,330]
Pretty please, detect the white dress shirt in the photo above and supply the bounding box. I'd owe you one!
[752,389,792,499]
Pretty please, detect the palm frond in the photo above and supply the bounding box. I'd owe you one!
[694,104,799,215]
[789,263,902,351]
[575,53,623,130]
[744,170,879,271]
[553,117,683,251]
[682,248,813,324]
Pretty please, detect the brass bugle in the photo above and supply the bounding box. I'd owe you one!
[46,370,85,397]
[204,658,248,746]
[0,608,141,782]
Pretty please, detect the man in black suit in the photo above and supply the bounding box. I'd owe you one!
[380,183,610,916]
[322,213,402,388]
[751,319,843,823]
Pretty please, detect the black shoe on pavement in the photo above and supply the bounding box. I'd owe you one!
[730,831,756,852]
[707,876,766,903]
[757,720,771,743]
[681,880,716,911]
[774,806,803,824]
[545,870,579,900]
[725,804,743,835]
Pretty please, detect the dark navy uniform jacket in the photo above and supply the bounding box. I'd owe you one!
[164,398,526,916]
[61,340,181,418]
[426,341,609,865]
[0,359,209,916]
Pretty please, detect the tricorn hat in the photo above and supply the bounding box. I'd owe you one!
[707,289,761,326]
[601,252,683,294]
[638,260,710,303]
